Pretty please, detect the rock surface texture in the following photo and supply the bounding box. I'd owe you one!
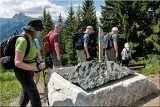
[47,61,159,106]
[57,61,134,90]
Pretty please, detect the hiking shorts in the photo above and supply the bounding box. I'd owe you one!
[50,52,62,66]
[105,48,116,62]
[76,49,86,63]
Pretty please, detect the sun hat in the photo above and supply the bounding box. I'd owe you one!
[23,18,44,31]
[124,43,129,48]
[112,27,119,32]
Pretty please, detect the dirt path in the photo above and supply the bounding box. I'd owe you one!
[131,74,160,106]
[10,74,160,106]
[10,83,47,106]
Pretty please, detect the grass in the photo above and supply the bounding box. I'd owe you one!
[0,69,44,106]
[130,54,160,75]
[0,71,21,106]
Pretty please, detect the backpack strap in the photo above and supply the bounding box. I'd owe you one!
[107,33,113,40]
[23,34,30,57]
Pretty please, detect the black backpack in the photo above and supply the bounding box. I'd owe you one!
[104,33,113,50]
[0,34,30,70]
[72,32,85,50]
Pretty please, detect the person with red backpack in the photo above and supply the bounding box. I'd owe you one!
[44,22,62,69]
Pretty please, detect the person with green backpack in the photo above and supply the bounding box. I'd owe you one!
[14,18,45,107]
[103,27,119,62]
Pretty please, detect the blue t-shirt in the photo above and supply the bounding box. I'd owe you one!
[83,33,89,43]
[34,38,40,50]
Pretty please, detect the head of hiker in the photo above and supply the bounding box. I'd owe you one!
[124,43,129,49]
[111,27,119,34]
[85,26,93,34]
[54,22,62,33]
[23,18,44,38]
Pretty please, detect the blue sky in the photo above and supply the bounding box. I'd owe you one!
[0,0,105,21]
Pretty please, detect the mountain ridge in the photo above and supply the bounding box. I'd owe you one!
[0,12,32,41]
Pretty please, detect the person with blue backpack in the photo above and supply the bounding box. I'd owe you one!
[75,26,94,64]
[14,18,45,107]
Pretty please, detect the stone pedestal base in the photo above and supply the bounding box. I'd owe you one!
[48,72,159,106]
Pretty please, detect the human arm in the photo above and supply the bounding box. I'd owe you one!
[54,34,61,60]
[15,51,40,71]
[84,43,90,58]
[34,39,43,62]
[54,43,61,60]
[113,34,118,62]
[83,34,90,58]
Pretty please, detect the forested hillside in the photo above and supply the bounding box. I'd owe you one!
[38,0,159,66]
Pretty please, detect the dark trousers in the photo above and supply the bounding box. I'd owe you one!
[14,68,41,107]
[122,59,129,66]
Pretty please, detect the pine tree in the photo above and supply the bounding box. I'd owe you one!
[81,0,98,60]
[100,1,160,58]
[58,13,63,24]
[145,1,160,54]
[75,5,83,32]
[57,13,66,65]
[62,4,77,65]
[39,9,53,67]
[40,9,53,42]
[100,1,118,32]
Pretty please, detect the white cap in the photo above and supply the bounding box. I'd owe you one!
[112,27,119,32]
[124,43,129,48]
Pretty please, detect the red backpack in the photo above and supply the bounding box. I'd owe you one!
[42,31,60,53]
[42,31,53,53]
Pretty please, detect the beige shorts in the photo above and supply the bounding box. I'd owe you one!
[105,48,116,62]
[76,49,86,63]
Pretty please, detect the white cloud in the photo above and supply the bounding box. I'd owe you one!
[0,0,103,23]
[0,0,68,21]
[96,11,102,25]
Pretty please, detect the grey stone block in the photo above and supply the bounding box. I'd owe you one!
[48,72,159,106]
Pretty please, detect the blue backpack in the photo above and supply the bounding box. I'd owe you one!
[72,32,85,50]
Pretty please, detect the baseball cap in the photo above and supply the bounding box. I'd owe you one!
[112,27,119,32]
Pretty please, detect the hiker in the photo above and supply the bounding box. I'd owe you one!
[103,27,119,62]
[48,22,62,69]
[34,38,44,85]
[14,18,45,107]
[76,26,94,64]
[121,42,132,66]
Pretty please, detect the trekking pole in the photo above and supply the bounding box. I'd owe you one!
[42,70,49,106]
